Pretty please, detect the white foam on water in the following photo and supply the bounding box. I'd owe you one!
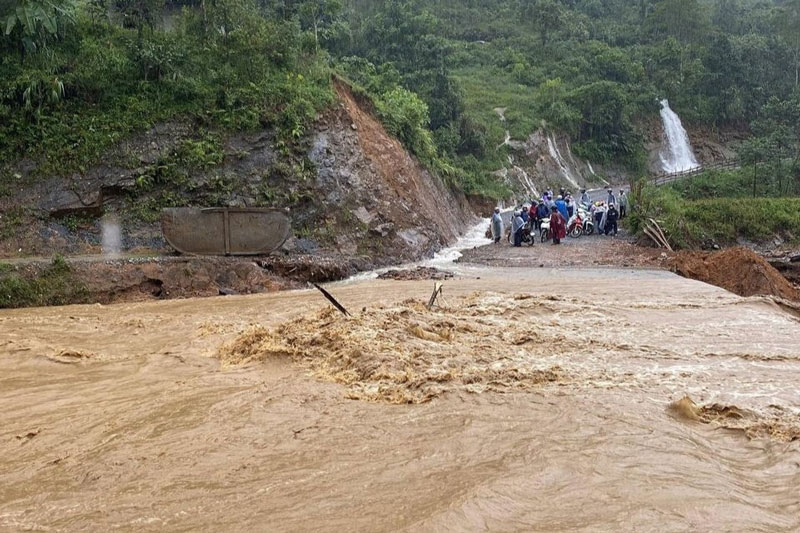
[343,217,493,283]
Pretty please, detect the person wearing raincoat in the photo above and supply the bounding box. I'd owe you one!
[511,211,525,247]
[491,207,504,243]
[550,209,567,245]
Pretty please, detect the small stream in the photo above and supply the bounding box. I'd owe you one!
[343,217,492,283]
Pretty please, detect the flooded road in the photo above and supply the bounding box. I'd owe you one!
[2,267,800,531]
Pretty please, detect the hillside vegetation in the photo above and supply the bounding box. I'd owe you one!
[631,168,800,249]
[1,0,799,200]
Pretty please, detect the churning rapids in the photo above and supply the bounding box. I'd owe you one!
[2,264,800,531]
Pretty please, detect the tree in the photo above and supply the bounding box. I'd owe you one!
[115,0,163,41]
[773,0,800,86]
[298,0,341,51]
[648,0,707,45]
[519,0,564,47]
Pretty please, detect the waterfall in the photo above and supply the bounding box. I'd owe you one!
[547,134,579,189]
[659,99,699,173]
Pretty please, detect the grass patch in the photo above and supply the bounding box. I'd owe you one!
[665,168,800,200]
[0,256,89,308]
[631,185,800,249]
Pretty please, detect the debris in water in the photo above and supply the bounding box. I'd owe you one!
[426,282,444,310]
[313,283,350,316]
[45,350,94,364]
[218,293,567,404]
[16,428,41,440]
[669,396,800,442]
[377,267,454,281]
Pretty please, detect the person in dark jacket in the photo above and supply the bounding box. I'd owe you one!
[537,201,550,221]
[605,204,619,236]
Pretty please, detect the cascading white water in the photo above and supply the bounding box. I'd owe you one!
[659,99,699,173]
[547,134,580,189]
[101,215,122,258]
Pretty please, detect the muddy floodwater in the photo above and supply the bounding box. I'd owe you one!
[2,267,800,531]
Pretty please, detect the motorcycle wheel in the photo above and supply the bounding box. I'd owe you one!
[540,229,550,242]
[569,225,583,238]
[584,224,595,236]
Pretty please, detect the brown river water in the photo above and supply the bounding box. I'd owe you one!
[2,267,800,532]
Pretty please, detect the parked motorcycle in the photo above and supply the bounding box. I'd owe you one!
[508,220,535,246]
[567,212,585,238]
[539,217,551,242]
[582,210,595,236]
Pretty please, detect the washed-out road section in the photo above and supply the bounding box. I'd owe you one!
[1,267,799,531]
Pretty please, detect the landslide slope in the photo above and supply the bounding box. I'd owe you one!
[0,80,475,267]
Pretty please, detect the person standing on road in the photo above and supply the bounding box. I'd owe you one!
[555,195,569,221]
[605,204,619,236]
[618,190,627,219]
[580,188,591,207]
[606,188,617,206]
[550,209,567,245]
[593,202,606,235]
[511,210,525,247]
[529,202,540,231]
[565,193,574,219]
[491,207,504,244]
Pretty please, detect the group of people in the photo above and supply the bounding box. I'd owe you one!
[490,187,628,246]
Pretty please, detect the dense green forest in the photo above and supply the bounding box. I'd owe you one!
[1,0,799,198]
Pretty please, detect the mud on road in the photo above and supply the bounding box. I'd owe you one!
[2,268,800,531]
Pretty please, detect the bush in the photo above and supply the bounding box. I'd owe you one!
[376,87,436,161]
[0,256,89,308]
[631,184,800,249]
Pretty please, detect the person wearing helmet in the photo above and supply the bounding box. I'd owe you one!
[606,203,619,236]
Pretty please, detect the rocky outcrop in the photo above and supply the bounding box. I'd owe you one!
[308,81,475,262]
[1,79,476,282]
[497,128,608,200]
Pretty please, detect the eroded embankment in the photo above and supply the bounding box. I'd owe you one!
[670,247,799,301]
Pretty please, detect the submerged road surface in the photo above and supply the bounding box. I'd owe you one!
[1,267,799,531]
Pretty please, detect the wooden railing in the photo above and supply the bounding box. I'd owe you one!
[652,158,741,186]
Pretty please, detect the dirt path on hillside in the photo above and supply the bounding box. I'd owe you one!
[2,269,800,531]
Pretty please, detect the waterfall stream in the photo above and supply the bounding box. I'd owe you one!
[547,134,580,189]
[659,99,699,173]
